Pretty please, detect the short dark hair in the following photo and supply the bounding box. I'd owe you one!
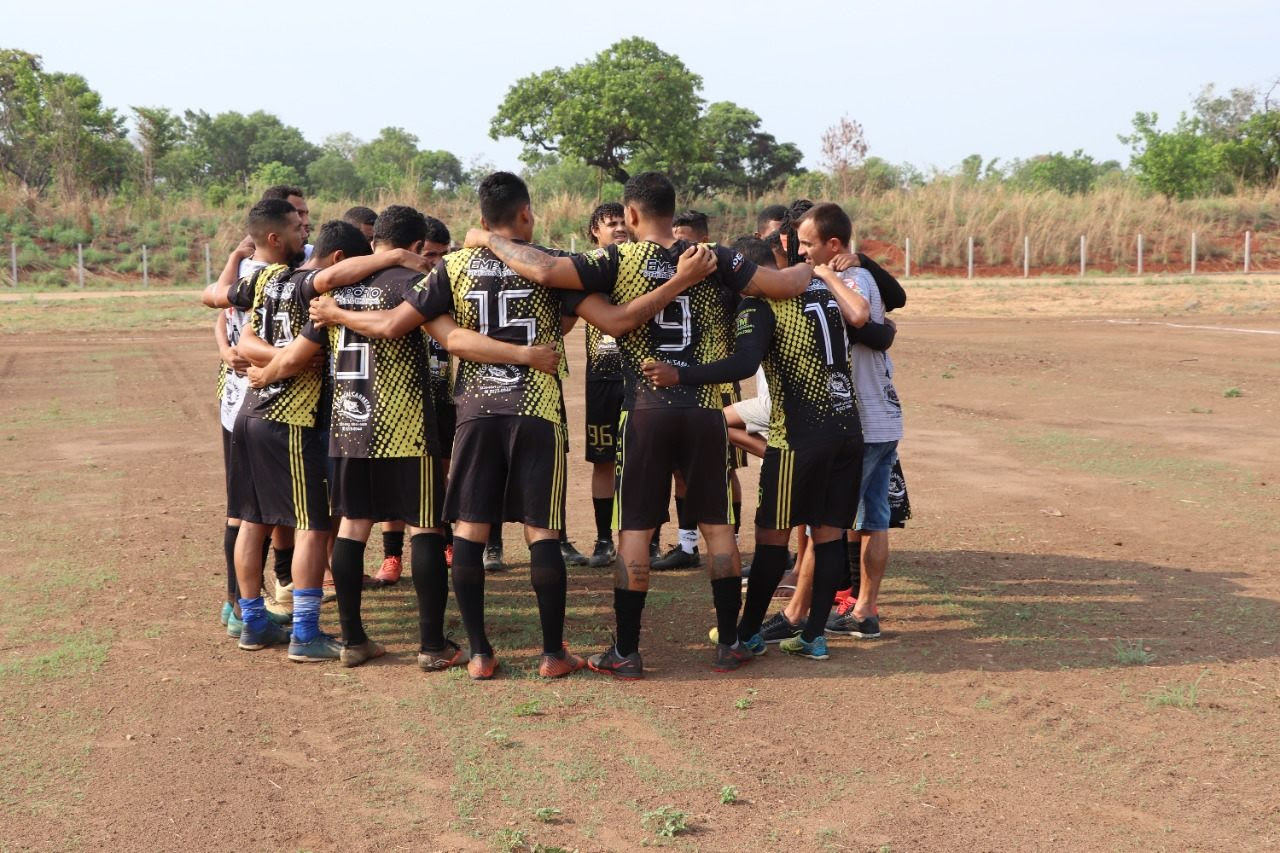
[779,199,816,266]
[342,206,377,227]
[261,185,305,202]
[756,204,787,230]
[373,205,428,248]
[797,202,852,246]
[247,198,298,242]
[422,215,451,246]
[622,171,676,218]
[477,171,531,227]
[731,235,777,269]
[312,220,374,260]
[672,209,709,239]
[586,202,624,244]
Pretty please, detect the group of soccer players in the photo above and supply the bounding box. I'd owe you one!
[204,170,905,680]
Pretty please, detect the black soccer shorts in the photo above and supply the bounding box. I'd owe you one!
[443,415,567,530]
[614,406,733,530]
[331,454,444,529]
[721,384,749,470]
[755,434,864,531]
[585,378,624,463]
[229,414,331,530]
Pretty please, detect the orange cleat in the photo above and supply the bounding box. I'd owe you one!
[372,555,402,587]
[467,652,499,680]
[538,644,587,678]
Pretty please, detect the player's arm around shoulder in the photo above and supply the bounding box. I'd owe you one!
[311,248,428,294]
[247,333,322,388]
[424,314,562,376]
[816,265,870,328]
[202,238,256,308]
[573,244,717,337]
[742,258,813,300]
[465,229,587,290]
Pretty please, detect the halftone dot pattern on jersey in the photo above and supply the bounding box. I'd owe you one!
[585,322,623,380]
[755,280,859,449]
[442,248,569,426]
[247,267,328,429]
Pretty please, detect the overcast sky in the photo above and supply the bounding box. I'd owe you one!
[8,0,1279,173]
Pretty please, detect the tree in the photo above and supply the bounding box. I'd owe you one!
[0,49,131,195]
[353,126,420,192]
[307,151,364,198]
[183,109,317,187]
[1121,111,1221,199]
[820,116,869,195]
[131,106,187,190]
[684,101,803,195]
[490,38,703,183]
[413,149,464,191]
[1007,149,1120,195]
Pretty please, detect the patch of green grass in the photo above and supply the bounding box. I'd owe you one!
[1223,387,1243,398]
[1147,672,1206,709]
[974,695,994,710]
[512,700,542,717]
[641,805,689,838]
[493,827,528,852]
[1113,639,1155,665]
[718,785,738,804]
[1189,406,1214,414]
[532,806,561,823]
[0,630,110,684]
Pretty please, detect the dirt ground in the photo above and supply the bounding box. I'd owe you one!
[2,278,1279,852]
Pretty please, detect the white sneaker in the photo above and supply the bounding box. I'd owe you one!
[273,581,294,606]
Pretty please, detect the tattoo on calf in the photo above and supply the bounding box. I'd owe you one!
[707,553,739,580]
[614,554,650,590]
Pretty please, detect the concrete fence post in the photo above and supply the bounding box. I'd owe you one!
[77,243,84,289]
[1137,233,1143,276]
[1023,235,1029,278]
[1244,230,1252,273]
[142,245,149,288]
[1080,235,1086,277]
[1190,232,1197,275]
[967,235,974,279]
[904,237,911,278]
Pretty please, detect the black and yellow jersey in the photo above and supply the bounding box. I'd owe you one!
[320,266,440,458]
[737,282,859,448]
[426,336,453,411]
[570,240,757,411]
[585,323,623,381]
[405,246,577,427]
[235,266,329,428]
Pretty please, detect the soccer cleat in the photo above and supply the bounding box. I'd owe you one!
[587,645,643,680]
[649,540,660,562]
[238,619,290,651]
[713,642,755,672]
[226,611,244,638]
[652,545,700,571]
[273,582,293,606]
[220,601,233,626]
[538,645,587,678]
[587,538,616,568]
[372,555,403,587]
[360,573,379,589]
[758,612,804,644]
[560,538,589,567]
[739,560,752,587]
[444,542,454,568]
[780,634,830,660]
[467,652,499,680]
[483,543,505,573]
[339,639,386,668]
[417,639,465,672]
[288,631,342,662]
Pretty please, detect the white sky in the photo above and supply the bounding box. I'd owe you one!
[7,0,1279,173]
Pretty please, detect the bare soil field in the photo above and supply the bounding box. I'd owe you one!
[2,278,1279,851]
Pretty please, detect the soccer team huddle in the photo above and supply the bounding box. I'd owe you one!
[204,169,905,680]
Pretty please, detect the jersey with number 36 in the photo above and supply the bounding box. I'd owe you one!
[405,246,576,428]
[311,266,440,458]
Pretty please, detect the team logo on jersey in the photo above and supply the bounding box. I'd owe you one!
[641,258,677,280]
[467,257,514,278]
[730,251,745,271]
[263,280,296,300]
[829,374,854,408]
[734,312,755,336]
[334,286,384,307]
[477,364,522,389]
[597,334,619,354]
[336,391,372,422]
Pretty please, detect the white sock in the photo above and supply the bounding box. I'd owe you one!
[678,528,698,553]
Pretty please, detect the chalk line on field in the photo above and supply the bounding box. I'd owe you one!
[1102,319,1280,336]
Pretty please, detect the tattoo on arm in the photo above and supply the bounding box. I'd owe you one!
[489,235,556,276]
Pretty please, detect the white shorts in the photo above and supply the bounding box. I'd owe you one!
[732,395,771,436]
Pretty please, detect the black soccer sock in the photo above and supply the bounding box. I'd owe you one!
[711,576,741,647]
[675,496,691,530]
[732,502,742,537]
[803,539,847,642]
[593,497,613,542]
[330,537,368,646]
[738,544,788,639]
[259,535,272,573]
[529,539,568,654]
[223,524,240,603]
[382,529,404,559]
[410,533,448,652]
[847,534,862,599]
[486,525,502,549]
[443,522,453,546]
[559,529,570,544]
[450,537,492,657]
[272,546,294,587]
[613,587,647,656]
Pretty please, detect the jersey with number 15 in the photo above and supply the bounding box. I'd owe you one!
[312,266,440,459]
[405,246,577,428]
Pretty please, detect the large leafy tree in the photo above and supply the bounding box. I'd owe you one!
[0,49,132,194]
[131,106,187,190]
[491,38,704,184]
[183,109,317,186]
[683,101,803,195]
